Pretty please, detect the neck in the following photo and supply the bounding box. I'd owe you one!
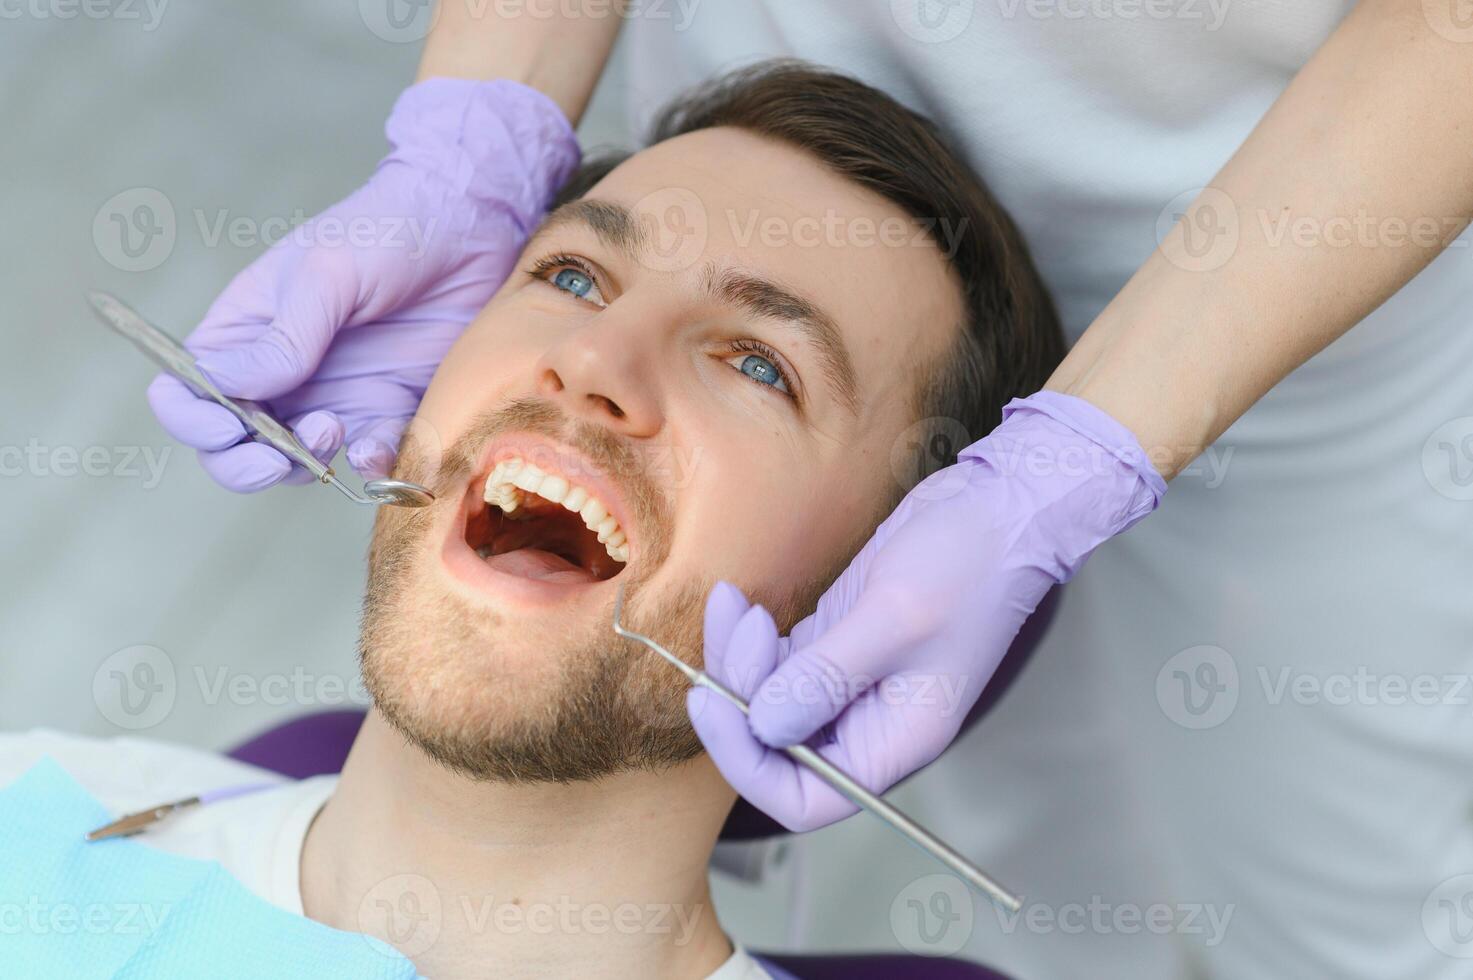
[301,710,736,980]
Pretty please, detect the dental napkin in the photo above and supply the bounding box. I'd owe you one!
[0,757,422,979]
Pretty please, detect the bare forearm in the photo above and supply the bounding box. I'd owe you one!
[417,0,626,124]
[1048,0,1473,477]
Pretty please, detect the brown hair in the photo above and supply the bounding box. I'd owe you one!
[555,60,1065,491]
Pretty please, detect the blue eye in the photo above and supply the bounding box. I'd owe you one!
[552,267,594,298]
[738,354,788,393]
[530,255,608,306]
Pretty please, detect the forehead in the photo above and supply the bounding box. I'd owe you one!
[546,127,964,420]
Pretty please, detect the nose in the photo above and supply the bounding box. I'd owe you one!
[534,316,664,437]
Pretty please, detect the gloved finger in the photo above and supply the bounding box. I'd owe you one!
[278,411,346,486]
[747,589,917,748]
[269,375,423,480]
[195,324,325,403]
[720,604,781,702]
[146,374,247,451]
[701,581,752,682]
[346,416,412,480]
[194,273,349,402]
[687,688,859,832]
[195,441,292,493]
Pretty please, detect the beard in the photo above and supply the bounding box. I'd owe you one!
[357,400,711,784]
[358,399,840,786]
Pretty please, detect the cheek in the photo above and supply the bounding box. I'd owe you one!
[661,448,857,597]
[415,312,544,435]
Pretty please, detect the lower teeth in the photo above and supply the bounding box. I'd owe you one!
[476,545,493,559]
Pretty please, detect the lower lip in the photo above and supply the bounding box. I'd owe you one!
[439,481,617,606]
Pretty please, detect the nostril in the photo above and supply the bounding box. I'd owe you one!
[592,395,625,419]
[539,369,565,395]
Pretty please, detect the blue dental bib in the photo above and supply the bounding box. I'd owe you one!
[0,757,422,979]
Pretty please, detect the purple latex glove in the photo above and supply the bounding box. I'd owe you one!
[688,391,1167,831]
[148,78,579,491]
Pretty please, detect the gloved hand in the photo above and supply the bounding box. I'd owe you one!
[688,391,1167,831]
[148,78,579,491]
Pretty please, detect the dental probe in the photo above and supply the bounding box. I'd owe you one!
[85,782,277,842]
[86,291,434,509]
[611,584,1023,914]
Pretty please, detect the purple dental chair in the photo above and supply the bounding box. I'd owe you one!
[228,589,1059,979]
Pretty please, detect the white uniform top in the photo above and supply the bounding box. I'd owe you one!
[0,730,771,980]
[599,4,1473,977]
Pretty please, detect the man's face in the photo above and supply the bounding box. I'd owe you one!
[361,126,962,782]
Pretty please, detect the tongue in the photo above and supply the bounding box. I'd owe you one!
[484,547,597,584]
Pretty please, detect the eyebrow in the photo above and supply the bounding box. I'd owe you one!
[531,198,647,256]
[529,198,861,415]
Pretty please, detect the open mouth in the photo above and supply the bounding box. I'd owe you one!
[461,456,629,585]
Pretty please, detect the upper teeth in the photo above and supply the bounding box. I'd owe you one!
[483,458,629,564]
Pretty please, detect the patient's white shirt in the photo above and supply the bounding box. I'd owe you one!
[0,728,771,980]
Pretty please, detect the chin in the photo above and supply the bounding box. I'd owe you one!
[358,586,706,783]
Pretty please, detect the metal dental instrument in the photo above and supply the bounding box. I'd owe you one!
[86,291,434,509]
[611,584,1023,914]
[85,782,277,842]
